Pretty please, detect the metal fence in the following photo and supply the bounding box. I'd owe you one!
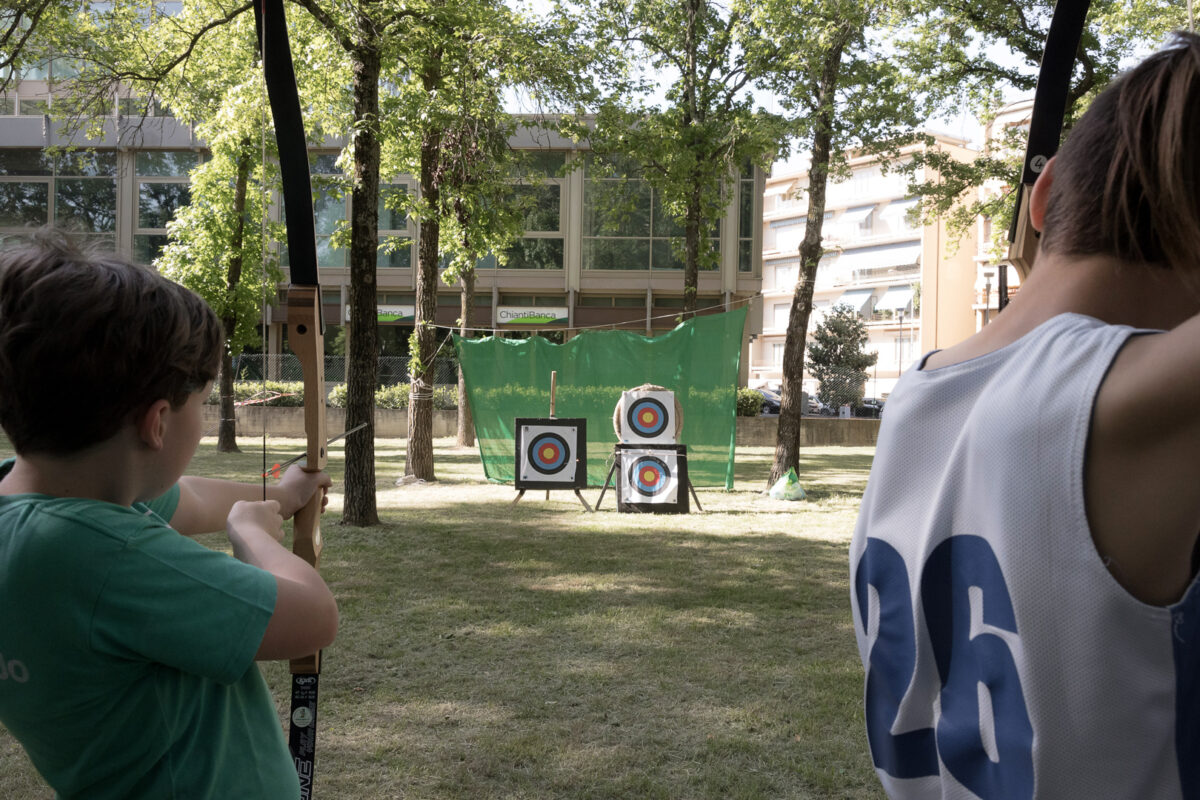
[230,354,460,386]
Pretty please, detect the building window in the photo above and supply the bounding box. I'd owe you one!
[879,197,919,236]
[768,257,799,290]
[499,294,564,307]
[377,181,414,269]
[738,162,755,273]
[134,150,200,265]
[496,151,566,270]
[18,98,49,116]
[582,154,717,272]
[310,155,346,268]
[772,342,785,366]
[119,96,167,117]
[577,295,645,308]
[0,149,117,251]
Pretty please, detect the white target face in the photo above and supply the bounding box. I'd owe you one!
[619,390,677,444]
[516,421,583,486]
[620,450,680,504]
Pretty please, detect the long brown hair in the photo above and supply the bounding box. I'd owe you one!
[1041,32,1200,285]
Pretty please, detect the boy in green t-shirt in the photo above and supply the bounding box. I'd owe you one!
[0,230,338,799]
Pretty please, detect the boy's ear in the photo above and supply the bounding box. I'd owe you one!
[136,399,172,451]
[1029,156,1057,233]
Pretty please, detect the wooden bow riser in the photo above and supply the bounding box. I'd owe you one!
[287,284,326,675]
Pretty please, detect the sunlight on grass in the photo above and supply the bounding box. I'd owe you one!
[0,435,884,799]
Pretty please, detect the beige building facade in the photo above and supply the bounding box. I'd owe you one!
[751,134,980,399]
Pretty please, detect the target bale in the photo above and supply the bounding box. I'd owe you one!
[616,444,689,513]
[614,386,682,445]
[514,418,587,490]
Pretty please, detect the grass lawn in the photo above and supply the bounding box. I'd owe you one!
[0,436,883,799]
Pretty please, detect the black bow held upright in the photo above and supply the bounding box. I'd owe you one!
[253,1,328,797]
[1001,0,1092,310]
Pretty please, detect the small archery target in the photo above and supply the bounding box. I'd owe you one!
[619,390,677,444]
[515,418,587,489]
[616,444,688,513]
[628,455,674,499]
[528,432,570,474]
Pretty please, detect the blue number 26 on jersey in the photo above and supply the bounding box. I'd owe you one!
[855,535,1034,799]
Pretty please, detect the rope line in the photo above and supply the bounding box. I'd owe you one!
[430,292,763,335]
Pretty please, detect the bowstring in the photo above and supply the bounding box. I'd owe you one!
[258,0,270,501]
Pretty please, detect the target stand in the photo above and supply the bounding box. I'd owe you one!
[595,443,702,514]
[512,417,592,512]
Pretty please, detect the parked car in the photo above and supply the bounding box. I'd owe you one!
[856,397,885,418]
[759,388,782,415]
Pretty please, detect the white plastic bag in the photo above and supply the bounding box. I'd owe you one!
[768,467,807,501]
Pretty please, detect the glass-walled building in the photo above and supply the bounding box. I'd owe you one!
[0,82,764,379]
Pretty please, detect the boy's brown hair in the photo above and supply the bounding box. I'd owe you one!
[0,229,222,455]
[1041,32,1200,283]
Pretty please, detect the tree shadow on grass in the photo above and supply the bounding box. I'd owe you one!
[281,510,881,800]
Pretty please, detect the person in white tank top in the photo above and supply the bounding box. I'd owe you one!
[851,32,1200,800]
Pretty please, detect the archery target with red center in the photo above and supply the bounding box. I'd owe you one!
[515,418,587,489]
[529,433,569,474]
[616,445,687,512]
[629,456,672,497]
[619,390,677,444]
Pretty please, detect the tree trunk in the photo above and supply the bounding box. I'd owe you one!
[217,143,253,453]
[216,351,239,452]
[343,44,382,524]
[405,65,442,482]
[682,186,702,319]
[456,269,475,448]
[770,35,848,487]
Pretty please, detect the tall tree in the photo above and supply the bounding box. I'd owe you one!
[380,0,591,480]
[157,136,284,452]
[806,304,877,409]
[49,2,287,452]
[0,0,84,90]
[578,0,787,317]
[902,0,1184,257]
[747,0,932,486]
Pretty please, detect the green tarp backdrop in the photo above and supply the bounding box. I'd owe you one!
[454,306,747,489]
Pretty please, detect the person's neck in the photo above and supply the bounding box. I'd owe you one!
[924,252,1199,371]
[0,437,141,506]
[998,252,1199,332]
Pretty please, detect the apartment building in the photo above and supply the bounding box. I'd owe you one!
[751,134,979,399]
[973,98,1035,330]
[0,64,764,374]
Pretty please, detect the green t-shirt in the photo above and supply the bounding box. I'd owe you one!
[0,460,299,799]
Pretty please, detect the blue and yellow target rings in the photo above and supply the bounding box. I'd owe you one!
[527,432,570,474]
[625,397,669,439]
[627,455,671,495]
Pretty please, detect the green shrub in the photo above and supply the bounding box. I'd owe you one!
[327,383,459,410]
[327,384,349,408]
[736,387,764,417]
[375,384,409,409]
[208,381,307,407]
